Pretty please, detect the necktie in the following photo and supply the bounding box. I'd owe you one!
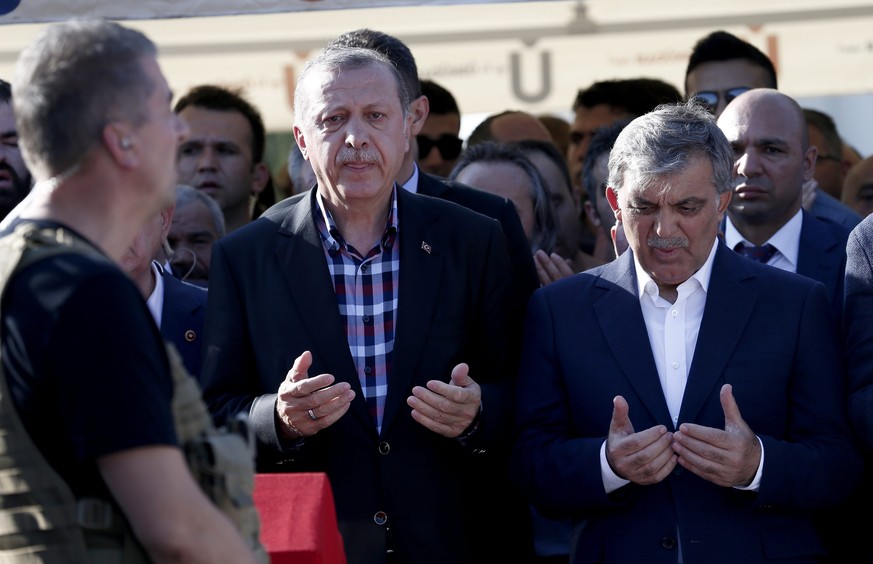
[734,242,778,264]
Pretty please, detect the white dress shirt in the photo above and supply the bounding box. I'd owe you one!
[145,261,166,329]
[600,239,762,494]
[724,209,803,273]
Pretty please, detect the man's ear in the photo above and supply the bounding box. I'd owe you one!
[250,162,269,196]
[802,145,817,182]
[293,127,307,159]
[102,122,136,168]
[409,95,429,136]
[717,190,732,213]
[605,186,621,223]
[159,204,175,239]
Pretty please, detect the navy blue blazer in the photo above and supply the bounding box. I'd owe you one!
[201,187,524,564]
[512,242,861,564]
[725,210,850,320]
[159,266,207,378]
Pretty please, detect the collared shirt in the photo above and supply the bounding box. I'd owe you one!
[145,260,166,328]
[600,238,762,494]
[724,209,803,273]
[315,188,400,435]
[401,162,420,194]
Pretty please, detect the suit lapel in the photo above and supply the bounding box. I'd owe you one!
[796,210,841,298]
[274,191,374,430]
[679,244,756,424]
[382,189,445,433]
[594,252,674,427]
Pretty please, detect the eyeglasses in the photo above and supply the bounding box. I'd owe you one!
[690,87,752,113]
[416,134,463,161]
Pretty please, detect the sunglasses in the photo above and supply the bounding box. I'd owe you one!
[416,134,463,161]
[690,87,752,113]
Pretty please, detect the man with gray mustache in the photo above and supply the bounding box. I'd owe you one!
[511,101,860,563]
[199,46,521,564]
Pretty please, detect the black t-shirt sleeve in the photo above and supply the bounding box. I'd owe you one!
[54,266,178,460]
[6,254,177,464]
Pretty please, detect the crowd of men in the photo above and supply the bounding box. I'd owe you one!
[1,17,872,564]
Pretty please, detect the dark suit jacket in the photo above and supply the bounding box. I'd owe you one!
[795,210,852,319]
[726,210,850,320]
[159,265,207,378]
[201,187,525,564]
[511,242,861,564]
[417,171,538,328]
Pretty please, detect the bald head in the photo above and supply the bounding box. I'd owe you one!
[716,88,816,242]
[718,88,809,150]
[467,110,553,148]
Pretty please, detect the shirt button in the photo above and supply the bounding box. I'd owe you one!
[363,315,371,323]
[361,264,369,272]
[671,309,678,317]
[671,362,679,369]
[364,366,372,374]
[373,511,388,525]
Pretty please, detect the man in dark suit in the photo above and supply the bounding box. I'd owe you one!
[717,88,851,320]
[511,101,861,563]
[200,47,524,564]
[119,204,208,378]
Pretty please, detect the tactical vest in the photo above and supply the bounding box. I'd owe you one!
[0,222,268,563]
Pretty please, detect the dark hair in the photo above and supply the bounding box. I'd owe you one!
[513,138,574,198]
[582,120,629,207]
[450,141,558,254]
[420,79,458,115]
[327,28,421,99]
[0,79,10,104]
[572,78,681,116]
[685,31,777,92]
[802,108,842,158]
[174,84,266,164]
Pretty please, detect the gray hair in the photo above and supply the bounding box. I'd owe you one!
[175,184,226,238]
[293,46,411,127]
[608,101,734,197]
[13,18,157,180]
[450,141,558,255]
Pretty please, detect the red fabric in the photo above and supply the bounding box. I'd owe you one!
[253,473,346,564]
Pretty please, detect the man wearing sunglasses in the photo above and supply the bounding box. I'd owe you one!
[417,79,463,178]
[684,30,777,118]
[685,30,861,232]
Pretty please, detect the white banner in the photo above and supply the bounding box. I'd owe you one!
[0,0,542,24]
[1,1,872,153]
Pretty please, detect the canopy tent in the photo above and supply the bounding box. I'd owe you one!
[1,0,872,155]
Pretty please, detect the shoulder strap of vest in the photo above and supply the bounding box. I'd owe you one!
[0,223,96,561]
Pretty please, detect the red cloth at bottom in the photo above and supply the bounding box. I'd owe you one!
[253,472,346,564]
